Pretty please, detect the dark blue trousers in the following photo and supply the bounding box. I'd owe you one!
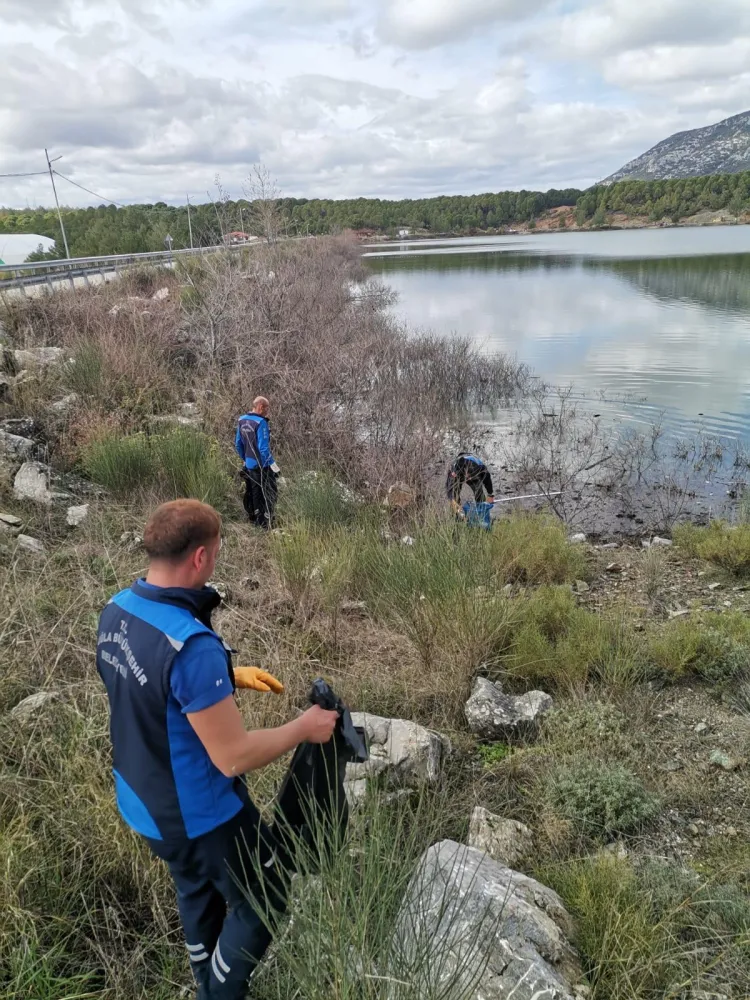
[147,803,287,1000]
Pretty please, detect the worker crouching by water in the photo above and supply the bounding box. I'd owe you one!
[446,453,495,517]
[96,500,339,999]
[236,396,280,529]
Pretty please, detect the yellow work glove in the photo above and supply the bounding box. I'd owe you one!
[450,500,465,520]
[234,667,285,694]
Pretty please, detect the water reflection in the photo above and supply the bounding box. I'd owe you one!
[366,230,750,441]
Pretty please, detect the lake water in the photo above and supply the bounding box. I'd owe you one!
[365,227,750,443]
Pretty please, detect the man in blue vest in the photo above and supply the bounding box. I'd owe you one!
[235,396,279,528]
[96,499,338,998]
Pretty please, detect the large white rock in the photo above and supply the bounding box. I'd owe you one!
[17,534,46,556]
[346,712,449,789]
[11,690,60,722]
[465,677,553,740]
[394,840,582,1000]
[66,504,90,527]
[13,347,64,368]
[14,461,54,504]
[0,429,34,460]
[468,807,534,867]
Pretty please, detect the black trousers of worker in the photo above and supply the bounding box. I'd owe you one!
[241,468,277,529]
[145,734,353,1000]
[147,802,285,1000]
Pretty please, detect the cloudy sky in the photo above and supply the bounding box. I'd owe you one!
[1,0,749,207]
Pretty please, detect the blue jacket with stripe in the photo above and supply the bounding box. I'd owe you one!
[96,581,246,842]
[235,412,275,470]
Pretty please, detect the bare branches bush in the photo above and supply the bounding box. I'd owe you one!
[2,238,526,497]
[179,236,527,492]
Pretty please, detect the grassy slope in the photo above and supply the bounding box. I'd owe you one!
[1,484,749,1000]
[0,252,749,1000]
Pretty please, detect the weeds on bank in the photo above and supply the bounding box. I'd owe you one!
[541,855,750,1000]
[252,790,496,1000]
[272,489,750,697]
[675,521,750,575]
[81,426,233,512]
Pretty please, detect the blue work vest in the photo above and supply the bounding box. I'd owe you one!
[237,413,270,469]
[96,581,245,842]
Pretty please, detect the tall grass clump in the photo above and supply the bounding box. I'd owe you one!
[152,426,231,510]
[353,520,515,678]
[250,790,497,1000]
[645,610,750,685]
[674,520,750,575]
[541,856,750,1000]
[272,525,357,621]
[277,470,364,529]
[504,587,645,691]
[81,426,232,510]
[488,514,587,584]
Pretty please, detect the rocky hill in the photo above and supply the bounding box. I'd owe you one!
[603,110,750,183]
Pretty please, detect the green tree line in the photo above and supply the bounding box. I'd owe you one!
[576,171,750,226]
[1,170,749,259]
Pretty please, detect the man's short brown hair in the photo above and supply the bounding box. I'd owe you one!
[144,500,222,561]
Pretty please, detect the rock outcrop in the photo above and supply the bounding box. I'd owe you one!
[346,713,449,798]
[465,677,553,739]
[603,109,750,183]
[13,461,55,505]
[395,840,582,1000]
[468,807,534,867]
[13,347,65,369]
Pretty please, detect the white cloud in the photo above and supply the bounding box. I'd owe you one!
[376,0,548,49]
[547,0,750,59]
[603,40,750,88]
[0,0,748,206]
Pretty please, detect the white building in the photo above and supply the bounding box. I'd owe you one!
[0,234,56,265]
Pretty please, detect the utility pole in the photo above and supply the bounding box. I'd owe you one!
[187,194,194,249]
[45,149,71,259]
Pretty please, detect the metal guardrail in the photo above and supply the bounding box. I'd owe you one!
[0,244,230,294]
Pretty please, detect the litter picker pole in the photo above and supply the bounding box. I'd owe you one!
[45,149,71,260]
[490,491,563,505]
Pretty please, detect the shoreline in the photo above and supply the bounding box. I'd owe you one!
[358,214,750,243]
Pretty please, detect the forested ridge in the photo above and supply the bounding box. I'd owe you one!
[1,170,749,258]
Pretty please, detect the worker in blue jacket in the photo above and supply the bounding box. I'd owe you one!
[235,396,280,528]
[96,499,338,999]
[446,452,495,514]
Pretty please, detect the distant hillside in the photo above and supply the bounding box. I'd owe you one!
[604,110,750,183]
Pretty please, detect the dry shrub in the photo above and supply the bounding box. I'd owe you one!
[179,237,527,493]
[3,241,526,499]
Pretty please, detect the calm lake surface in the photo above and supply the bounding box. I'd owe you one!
[365,227,750,443]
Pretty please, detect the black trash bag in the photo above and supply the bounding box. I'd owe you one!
[272,678,368,873]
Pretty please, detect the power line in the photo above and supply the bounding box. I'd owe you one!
[53,169,130,208]
[0,170,48,178]
[53,170,188,217]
